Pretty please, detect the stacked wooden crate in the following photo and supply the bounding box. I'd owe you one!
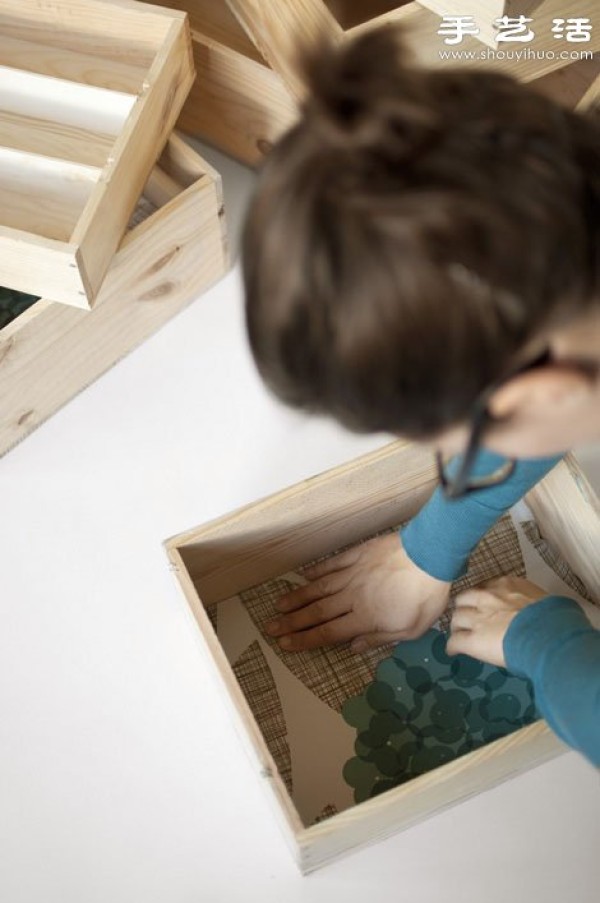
[0,0,228,456]
[165,1,598,163]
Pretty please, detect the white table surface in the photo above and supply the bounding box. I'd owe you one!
[0,142,598,903]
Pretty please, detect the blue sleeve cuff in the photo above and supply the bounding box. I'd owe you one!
[401,450,561,582]
[504,596,600,767]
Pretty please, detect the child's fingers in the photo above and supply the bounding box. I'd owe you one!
[454,588,485,610]
[276,571,349,612]
[302,546,360,580]
[266,592,348,636]
[275,613,361,652]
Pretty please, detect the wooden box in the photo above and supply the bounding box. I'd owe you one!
[0,133,227,457]
[147,0,297,165]
[0,0,194,307]
[165,442,600,873]
[225,0,599,103]
[151,1,598,164]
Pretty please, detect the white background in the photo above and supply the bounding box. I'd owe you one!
[0,141,598,903]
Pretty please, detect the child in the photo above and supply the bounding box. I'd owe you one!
[241,26,600,765]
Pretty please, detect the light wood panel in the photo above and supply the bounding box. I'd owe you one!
[0,147,99,244]
[531,53,600,108]
[178,30,297,165]
[0,33,146,93]
[226,0,344,98]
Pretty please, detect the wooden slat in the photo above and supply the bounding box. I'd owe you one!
[0,65,135,134]
[0,229,84,307]
[0,0,172,64]
[70,19,195,302]
[0,33,146,93]
[156,0,263,62]
[526,456,600,602]
[226,0,344,98]
[0,147,99,245]
[531,54,600,108]
[0,109,114,167]
[173,442,437,603]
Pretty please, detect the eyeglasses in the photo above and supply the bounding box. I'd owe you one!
[435,408,516,500]
[435,349,552,500]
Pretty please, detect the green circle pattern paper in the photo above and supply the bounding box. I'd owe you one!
[0,287,39,330]
[342,629,538,803]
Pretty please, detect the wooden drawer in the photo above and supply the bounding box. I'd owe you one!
[165,442,600,873]
[0,0,194,307]
[0,133,227,457]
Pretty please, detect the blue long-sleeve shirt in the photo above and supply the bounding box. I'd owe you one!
[401,449,600,767]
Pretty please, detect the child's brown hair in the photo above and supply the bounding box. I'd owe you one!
[242,26,600,437]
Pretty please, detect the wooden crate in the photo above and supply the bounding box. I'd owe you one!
[225,0,599,100]
[0,133,227,457]
[0,0,194,308]
[147,0,297,165]
[153,1,597,164]
[165,442,600,873]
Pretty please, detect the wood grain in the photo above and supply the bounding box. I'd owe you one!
[0,33,146,93]
[178,31,297,165]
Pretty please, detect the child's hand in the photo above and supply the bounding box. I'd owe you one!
[265,534,450,652]
[447,576,547,667]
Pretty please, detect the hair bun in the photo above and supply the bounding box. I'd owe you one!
[301,25,440,161]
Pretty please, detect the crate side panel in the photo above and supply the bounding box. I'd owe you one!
[226,0,344,98]
[526,456,600,602]
[178,443,436,603]
[178,35,297,165]
[167,546,305,863]
[71,21,195,301]
[298,723,562,873]
[152,0,263,61]
[0,0,173,60]
[0,34,147,93]
[0,229,85,303]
